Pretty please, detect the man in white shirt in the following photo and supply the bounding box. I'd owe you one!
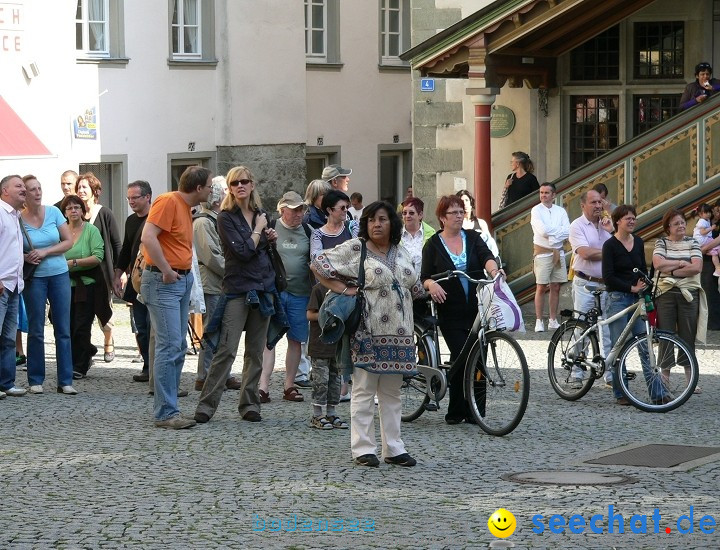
[0,175,28,398]
[400,197,435,274]
[530,182,570,332]
[569,188,614,385]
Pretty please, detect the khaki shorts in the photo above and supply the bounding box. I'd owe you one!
[534,253,567,285]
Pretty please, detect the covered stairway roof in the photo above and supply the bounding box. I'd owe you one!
[401,0,656,88]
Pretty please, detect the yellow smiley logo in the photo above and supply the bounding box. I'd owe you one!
[488,508,517,538]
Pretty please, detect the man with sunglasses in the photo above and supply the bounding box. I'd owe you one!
[680,62,720,110]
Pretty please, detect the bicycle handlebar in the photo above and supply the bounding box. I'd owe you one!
[632,268,654,288]
[429,269,501,286]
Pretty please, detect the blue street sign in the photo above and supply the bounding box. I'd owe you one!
[420,78,435,92]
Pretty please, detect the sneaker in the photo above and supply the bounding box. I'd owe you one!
[354,454,380,467]
[310,416,334,430]
[0,390,5,399]
[294,379,312,388]
[548,319,560,330]
[3,386,27,397]
[534,319,545,332]
[194,412,211,424]
[154,415,196,429]
[72,371,85,380]
[569,378,583,390]
[28,385,44,394]
[384,453,417,467]
[339,392,351,403]
[57,386,78,395]
[714,270,720,277]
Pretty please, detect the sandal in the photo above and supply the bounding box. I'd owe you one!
[326,415,348,429]
[310,416,333,430]
[283,387,304,402]
[259,389,271,403]
[104,339,115,363]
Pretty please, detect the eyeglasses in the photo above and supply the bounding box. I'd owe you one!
[229,179,253,187]
[402,210,418,216]
[331,205,348,211]
[698,63,712,70]
[445,210,465,217]
[127,195,145,201]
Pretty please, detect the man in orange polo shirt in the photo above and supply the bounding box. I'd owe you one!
[141,166,212,429]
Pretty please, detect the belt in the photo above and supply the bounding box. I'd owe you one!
[575,271,604,284]
[145,265,192,275]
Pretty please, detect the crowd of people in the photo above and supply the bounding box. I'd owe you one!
[2,145,718,466]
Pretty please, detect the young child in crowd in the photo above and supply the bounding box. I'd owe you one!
[693,203,720,276]
[306,283,348,430]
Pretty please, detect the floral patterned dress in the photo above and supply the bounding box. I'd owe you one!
[312,238,425,375]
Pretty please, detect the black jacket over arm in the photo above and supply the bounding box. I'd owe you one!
[421,229,494,330]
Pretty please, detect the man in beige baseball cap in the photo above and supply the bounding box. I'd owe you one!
[277,190,305,210]
[321,164,352,192]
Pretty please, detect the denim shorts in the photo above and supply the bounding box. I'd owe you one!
[280,291,310,343]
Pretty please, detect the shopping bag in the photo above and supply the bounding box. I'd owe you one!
[478,278,526,332]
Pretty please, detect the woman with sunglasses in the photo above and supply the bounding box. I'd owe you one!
[193,166,279,424]
[309,190,358,260]
[421,195,502,425]
[680,62,720,110]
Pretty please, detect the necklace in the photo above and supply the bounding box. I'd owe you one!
[70,222,84,237]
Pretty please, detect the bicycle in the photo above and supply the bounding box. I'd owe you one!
[547,268,698,412]
[401,270,530,436]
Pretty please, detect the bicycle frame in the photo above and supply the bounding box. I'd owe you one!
[415,271,499,402]
[566,293,652,373]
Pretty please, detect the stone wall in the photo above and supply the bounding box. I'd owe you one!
[410,1,464,227]
[217,144,307,212]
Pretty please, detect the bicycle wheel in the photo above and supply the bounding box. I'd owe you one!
[547,319,598,400]
[616,329,698,413]
[465,331,529,436]
[401,329,433,422]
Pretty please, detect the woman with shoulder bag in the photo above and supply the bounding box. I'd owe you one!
[312,201,425,468]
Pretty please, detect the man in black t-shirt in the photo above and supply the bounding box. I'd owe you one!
[113,180,152,382]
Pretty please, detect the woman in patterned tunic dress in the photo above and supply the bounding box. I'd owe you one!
[311,201,425,468]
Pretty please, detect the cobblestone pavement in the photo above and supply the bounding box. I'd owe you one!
[2,295,719,549]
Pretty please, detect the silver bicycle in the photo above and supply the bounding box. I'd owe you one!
[402,271,530,436]
[547,269,698,412]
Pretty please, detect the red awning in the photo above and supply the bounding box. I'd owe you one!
[0,95,51,157]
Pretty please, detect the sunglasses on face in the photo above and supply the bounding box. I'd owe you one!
[331,205,348,211]
[229,179,253,187]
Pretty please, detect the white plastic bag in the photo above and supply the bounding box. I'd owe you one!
[477,278,525,332]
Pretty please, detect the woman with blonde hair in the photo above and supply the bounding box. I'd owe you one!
[194,166,280,424]
[303,179,332,229]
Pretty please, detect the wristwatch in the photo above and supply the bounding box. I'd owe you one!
[72,259,78,267]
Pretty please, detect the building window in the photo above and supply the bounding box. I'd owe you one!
[570,26,619,81]
[305,0,339,64]
[380,0,409,66]
[633,94,680,135]
[305,0,326,60]
[379,148,411,206]
[172,0,201,59]
[76,0,109,57]
[570,96,619,171]
[634,22,684,79]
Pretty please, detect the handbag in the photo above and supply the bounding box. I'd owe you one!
[344,239,368,335]
[268,244,288,292]
[130,250,146,293]
[19,217,38,282]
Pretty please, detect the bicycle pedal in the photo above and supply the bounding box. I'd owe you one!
[424,403,439,411]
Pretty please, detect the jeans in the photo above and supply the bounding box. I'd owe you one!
[141,270,193,421]
[572,279,611,382]
[132,299,151,372]
[0,287,19,390]
[24,272,73,387]
[606,291,665,401]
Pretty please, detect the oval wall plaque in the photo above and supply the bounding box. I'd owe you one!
[490,105,516,138]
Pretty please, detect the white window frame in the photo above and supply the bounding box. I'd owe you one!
[172,0,202,60]
[305,0,327,61]
[76,0,110,58]
[380,0,402,65]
